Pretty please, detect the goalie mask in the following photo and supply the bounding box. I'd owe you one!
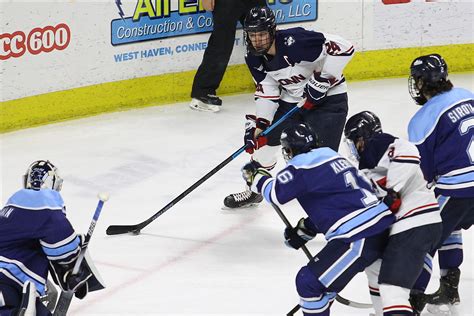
[23,160,63,192]
[280,123,321,162]
[244,6,276,56]
[344,111,382,160]
[409,54,448,105]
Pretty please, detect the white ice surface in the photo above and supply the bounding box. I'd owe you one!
[1,74,473,315]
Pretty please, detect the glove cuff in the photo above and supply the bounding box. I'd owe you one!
[255,117,270,130]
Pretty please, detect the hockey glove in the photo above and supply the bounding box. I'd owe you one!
[244,114,270,154]
[284,218,317,250]
[383,188,401,213]
[302,73,332,110]
[63,262,92,299]
[241,161,272,192]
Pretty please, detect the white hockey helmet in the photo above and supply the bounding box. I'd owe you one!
[23,160,63,191]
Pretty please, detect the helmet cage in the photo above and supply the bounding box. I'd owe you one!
[409,54,448,105]
[244,7,276,56]
[23,160,63,192]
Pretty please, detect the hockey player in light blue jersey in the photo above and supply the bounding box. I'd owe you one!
[242,123,395,316]
[224,5,355,209]
[407,54,474,314]
[0,160,104,315]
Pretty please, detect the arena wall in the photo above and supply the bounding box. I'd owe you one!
[1,0,472,133]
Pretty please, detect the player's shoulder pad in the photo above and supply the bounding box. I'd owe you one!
[278,27,325,49]
[288,147,339,169]
[409,88,473,144]
[6,188,64,211]
[392,138,420,157]
[276,27,325,62]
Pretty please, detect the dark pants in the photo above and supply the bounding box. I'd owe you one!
[296,232,388,315]
[413,196,474,292]
[0,284,51,316]
[267,93,349,151]
[191,0,266,98]
[379,224,442,289]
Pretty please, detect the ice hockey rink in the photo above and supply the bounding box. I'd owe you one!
[1,73,473,315]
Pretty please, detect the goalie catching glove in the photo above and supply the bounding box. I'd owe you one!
[284,218,318,250]
[244,114,270,154]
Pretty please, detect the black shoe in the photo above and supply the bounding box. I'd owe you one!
[410,292,428,316]
[426,268,461,305]
[223,190,263,209]
[189,94,222,112]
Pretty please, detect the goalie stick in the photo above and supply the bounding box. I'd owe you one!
[269,203,372,315]
[53,193,109,316]
[106,105,302,236]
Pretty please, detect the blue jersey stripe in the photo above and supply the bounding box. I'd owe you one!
[319,239,364,286]
[300,292,336,312]
[443,233,463,246]
[0,261,46,295]
[438,170,474,185]
[262,179,274,203]
[41,236,80,257]
[325,203,388,241]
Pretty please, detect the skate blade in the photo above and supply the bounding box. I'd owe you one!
[221,203,260,211]
[189,100,220,113]
[426,303,460,316]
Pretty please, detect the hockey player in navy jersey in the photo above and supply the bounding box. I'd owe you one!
[407,54,474,314]
[344,111,442,316]
[0,160,104,315]
[224,5,354,209]
[241,123,395,315]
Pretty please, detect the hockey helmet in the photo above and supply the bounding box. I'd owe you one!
[243,6,276,56]
[409,54,448,105]
[23,160,63,191]
[344,111,382,160]
[280,123,321,162]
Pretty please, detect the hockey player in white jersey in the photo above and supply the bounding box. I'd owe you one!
[344,112,442,316]
[224,5,355,208]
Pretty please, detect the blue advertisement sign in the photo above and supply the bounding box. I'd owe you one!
[111,0,317,46]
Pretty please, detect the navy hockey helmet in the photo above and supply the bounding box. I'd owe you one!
[409,54,449,105]
[23,160,63,191]
[280,123,321,162]
[243,6,276,56]
[344,111,382,160]
[344,111,382,143]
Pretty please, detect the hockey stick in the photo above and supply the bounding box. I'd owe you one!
[269,203,372,315]
[40,280,58,312]
[53,193,109,316]
[106,105,301,236]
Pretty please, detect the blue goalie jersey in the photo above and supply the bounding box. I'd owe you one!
[256,148,395,242]
[408,88,474,197]
[0,189,81,296]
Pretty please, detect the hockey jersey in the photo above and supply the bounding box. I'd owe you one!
[0,189,80,295]
[358,133,441,236]
[255,147,395,242]
[245,27,354,122]
[408,88,474,197]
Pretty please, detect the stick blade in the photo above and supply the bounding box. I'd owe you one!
[106,224,141,235]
